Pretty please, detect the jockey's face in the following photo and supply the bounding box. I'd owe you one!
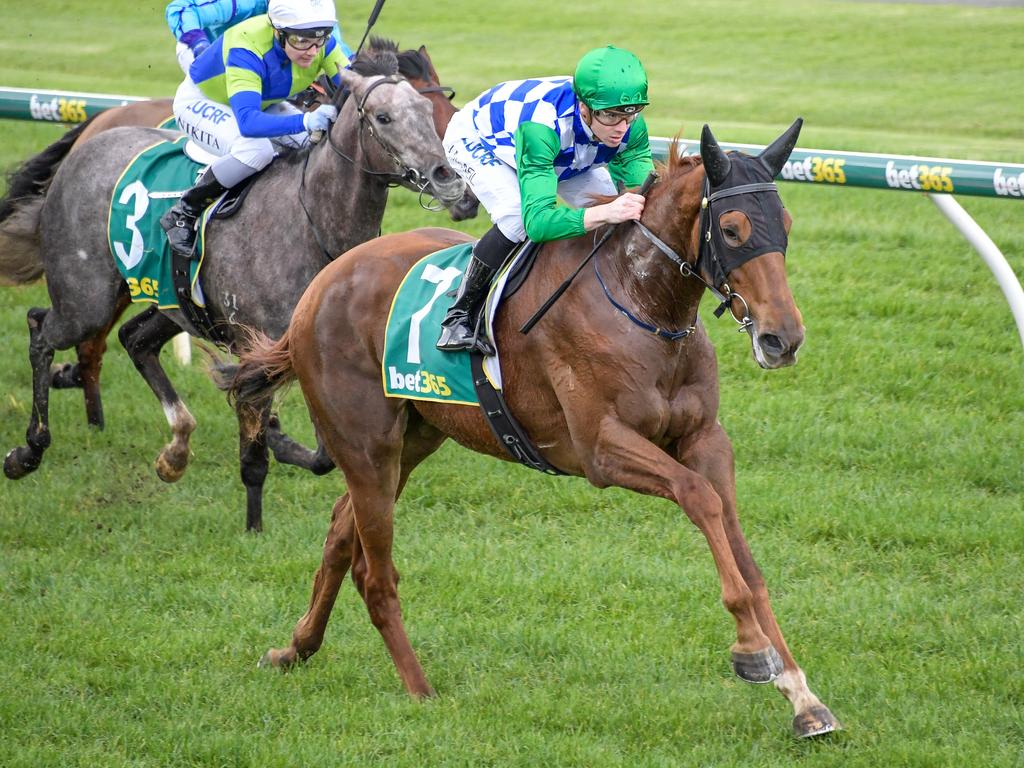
[283,36,323,68]
[580,103,632,148]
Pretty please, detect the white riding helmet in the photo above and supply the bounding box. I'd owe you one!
[268,0,337,31]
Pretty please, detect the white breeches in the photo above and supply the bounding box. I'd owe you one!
[442,108,616,242]
[172,77,309,176]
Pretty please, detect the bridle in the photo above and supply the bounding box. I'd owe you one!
[595,173,783,340]
[324,74,435,193]
[298,73,445,259]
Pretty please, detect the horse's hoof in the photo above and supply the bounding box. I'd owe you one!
[259,647,297,669]
[793,705,842,738]
[49,362,83,389]
[731,645,783,683]
[154,452,187,483]
[4,446,40,480]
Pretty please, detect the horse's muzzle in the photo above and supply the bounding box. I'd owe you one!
[427,164,466,206]
[448,188,480,222]
[752,325,804,369]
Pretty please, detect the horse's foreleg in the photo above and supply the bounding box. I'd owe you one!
[265,413,335,475]
[118,308,195,482]
[584,421,774,663]
[677,424,840,738]
[260,492,358,669]
[4,308,57,479]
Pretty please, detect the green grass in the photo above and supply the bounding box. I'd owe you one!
[2,1,1024,765]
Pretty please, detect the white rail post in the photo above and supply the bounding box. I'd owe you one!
[929,193,1024,352]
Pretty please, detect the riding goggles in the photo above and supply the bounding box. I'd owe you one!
[283,28,332,50]
[591,104,645,126]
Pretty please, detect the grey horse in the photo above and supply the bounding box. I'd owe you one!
[0,52,465,532]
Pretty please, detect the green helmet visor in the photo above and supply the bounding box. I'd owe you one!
[573,46,649,111]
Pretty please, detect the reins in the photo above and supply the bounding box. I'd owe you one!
[298,71,446,261]
[522,170,782,339]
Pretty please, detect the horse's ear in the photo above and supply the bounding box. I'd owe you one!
[700,124,731,187]
[758,117,803,178]
[418,45,440,80]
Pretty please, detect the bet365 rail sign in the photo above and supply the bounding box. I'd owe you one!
[654,137,1024,200]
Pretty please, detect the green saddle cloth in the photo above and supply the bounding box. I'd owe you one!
[382,243,481,405]
[107,136,212,309]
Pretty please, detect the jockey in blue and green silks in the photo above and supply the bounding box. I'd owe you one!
[437,45,656,355]
[166,0,353,74]
[160,0,345,259]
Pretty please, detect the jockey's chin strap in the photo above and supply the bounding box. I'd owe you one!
[620,177,781,338]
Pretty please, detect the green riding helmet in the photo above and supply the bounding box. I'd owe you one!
[573,45,649,112]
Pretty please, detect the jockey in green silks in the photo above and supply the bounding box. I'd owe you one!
[437,45,656,355]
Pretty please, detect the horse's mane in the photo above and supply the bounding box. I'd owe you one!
[368,36,431,82]
[588,136,702,206]
[349,41,400,78]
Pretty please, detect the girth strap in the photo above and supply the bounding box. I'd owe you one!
[469,352,566,476]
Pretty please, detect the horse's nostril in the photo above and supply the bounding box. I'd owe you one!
[759,333,785,355]
[431,164,454,184]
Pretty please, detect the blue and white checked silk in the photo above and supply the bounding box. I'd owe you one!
[466,77,628,181]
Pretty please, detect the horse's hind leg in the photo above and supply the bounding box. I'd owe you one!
[677,424,840,738]
[118,307,195,482]
[4,308,59,478]
[50,292,130,430]
[236,398,273,532]
[261,408,444,700]
[265,414,335,475]
[260,491,358,668]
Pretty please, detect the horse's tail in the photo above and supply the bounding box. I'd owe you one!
[210,325,297,416]
[0,117,96,285]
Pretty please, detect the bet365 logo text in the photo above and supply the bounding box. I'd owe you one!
[28,94,88,123]
[885,161,954,193]
[780,156,847,185]
[993,168,1024,198]
[388,367,452,397]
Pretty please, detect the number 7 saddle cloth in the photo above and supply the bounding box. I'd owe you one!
[382,242,520,406]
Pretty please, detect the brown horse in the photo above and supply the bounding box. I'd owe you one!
[221,119,840,738]
[25,38,477,432]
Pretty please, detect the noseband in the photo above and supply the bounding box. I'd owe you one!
[604,175,783,340]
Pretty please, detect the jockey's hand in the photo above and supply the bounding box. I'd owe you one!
[180,29,210,57]
[583,192,645,230]
[303,105,339,133]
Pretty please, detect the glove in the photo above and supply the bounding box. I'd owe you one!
[303,105,338,133]
[180,29,210,56]
[175,42,195,74]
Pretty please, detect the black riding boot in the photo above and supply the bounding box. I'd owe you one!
[436,226,516,355]
[160,169,228,258]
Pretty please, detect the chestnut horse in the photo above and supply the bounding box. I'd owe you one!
[17,38,477,434]
[222,119,840,738]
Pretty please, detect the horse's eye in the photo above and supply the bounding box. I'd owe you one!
[723,226,739,240]
[376,113,392,124]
